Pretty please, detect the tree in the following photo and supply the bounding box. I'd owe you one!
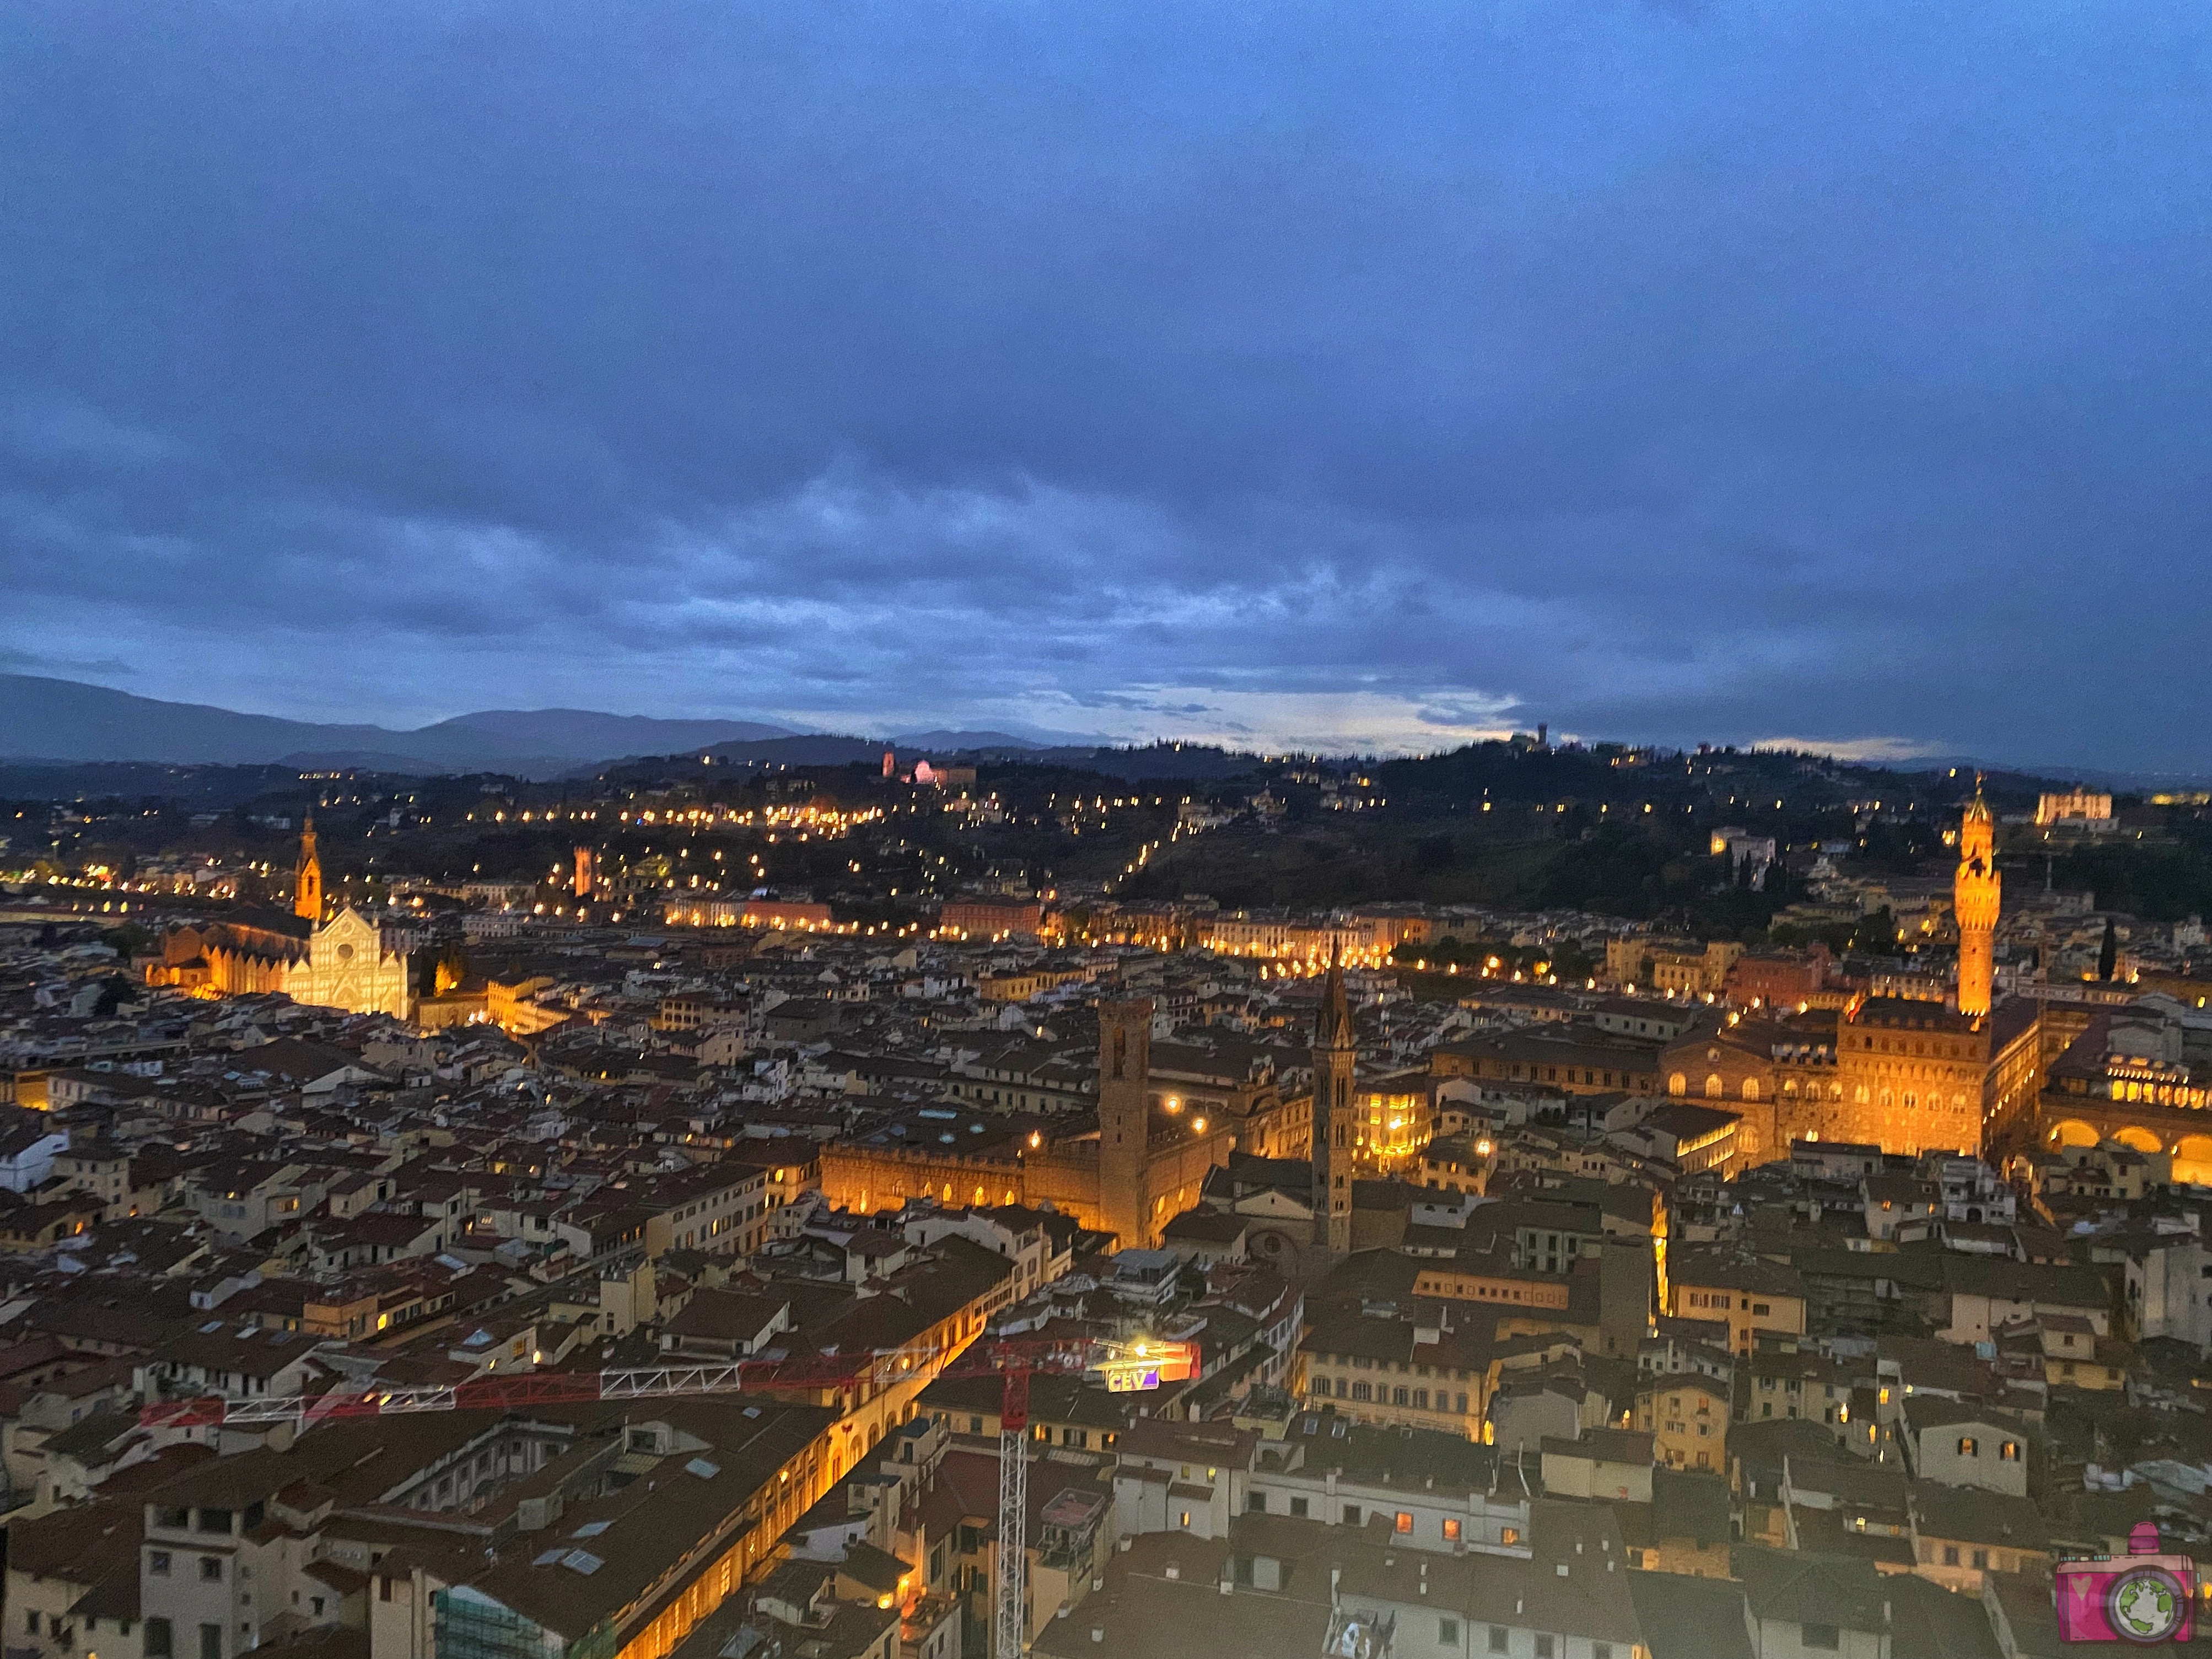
[1848,907,1897,955]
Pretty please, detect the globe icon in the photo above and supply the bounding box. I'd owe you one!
[2109,1568,2185,1642]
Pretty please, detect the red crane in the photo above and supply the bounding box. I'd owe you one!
[141,1332,1195,1659]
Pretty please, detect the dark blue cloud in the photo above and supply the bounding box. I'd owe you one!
[1,0,2208,765]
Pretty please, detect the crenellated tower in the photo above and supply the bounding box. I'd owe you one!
[293,814,324,923]
[1310,949,1357,1260]
[1096,997,1154,1248]
[1955,779,2000,1020]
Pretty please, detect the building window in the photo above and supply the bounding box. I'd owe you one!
[1440,1619,1460,1645]
[1536,1637,1555,1659]
[1344,1505,1363,1527]
[150,1552,172,1576]
[2000,1441,2020,1462]
[1500,1527,1519,1547]
[1352,1383,1373,1403]
[1443,1518,1462,1543]
[1290,1497,1309,1518]
[1395,1512,1413,1534]
[1802,1624,1840,1651]
[1178,1511,1191,1529]
[1944,1546,1960,1566]
[1958,1437,1977,1457]
[201,1559,224,1583]
[200,1625,223,1659]
[1595,1647,1612,1659]
[1488,1630,1509,1655]
[1972,1550,1989,1570]
[146,1620,173,1659]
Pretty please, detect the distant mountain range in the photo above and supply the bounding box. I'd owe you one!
[0,674,801,774]
[4,674,2195,788]
[0,674,1091,777]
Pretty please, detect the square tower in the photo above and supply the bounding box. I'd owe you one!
[1096,998,1153,1248]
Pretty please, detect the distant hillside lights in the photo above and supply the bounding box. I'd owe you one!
[2036,788,2114,828]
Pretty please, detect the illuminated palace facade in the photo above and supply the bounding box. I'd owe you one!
[1816,783,2043,1157]
[1666,785,2043,1159]
[817,999,1235,1248]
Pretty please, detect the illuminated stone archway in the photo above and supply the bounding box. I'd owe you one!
[2175,1134,2212,1186]
[2047,1119,2101,1149]
[2114,1125,2164,1155]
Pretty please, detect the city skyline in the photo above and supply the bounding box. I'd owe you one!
[7,7,2212,1658]
[5,3,2211,767]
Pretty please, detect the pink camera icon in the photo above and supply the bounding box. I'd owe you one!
[2056,1523,2198,1645]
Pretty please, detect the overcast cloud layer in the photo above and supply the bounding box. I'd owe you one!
[2,1,2208,767]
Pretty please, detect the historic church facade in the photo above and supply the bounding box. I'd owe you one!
[279,904,412,1020]
[148,820,413,1021]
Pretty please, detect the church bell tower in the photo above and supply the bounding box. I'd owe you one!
[1310,949,1357,1260]
[293,814,325,923]
[1096,997,1153,1249]
[1955,779,1999,1020]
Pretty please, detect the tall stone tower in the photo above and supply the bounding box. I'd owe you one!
[293,814,324,923]
[1310,951,1357,1261]
[1955,780,2000,1020]
[1096,998,1154,1249]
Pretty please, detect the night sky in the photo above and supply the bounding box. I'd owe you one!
[3,2,2208,767]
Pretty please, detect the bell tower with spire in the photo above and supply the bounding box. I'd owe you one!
[293,813,325,923]
[1310,947,1357,1261]
[1954,778,1999,1020]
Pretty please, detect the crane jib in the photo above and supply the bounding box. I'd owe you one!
[138,1337,1196,1429]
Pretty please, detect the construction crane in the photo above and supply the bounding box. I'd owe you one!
[142,1331,1194,1659]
